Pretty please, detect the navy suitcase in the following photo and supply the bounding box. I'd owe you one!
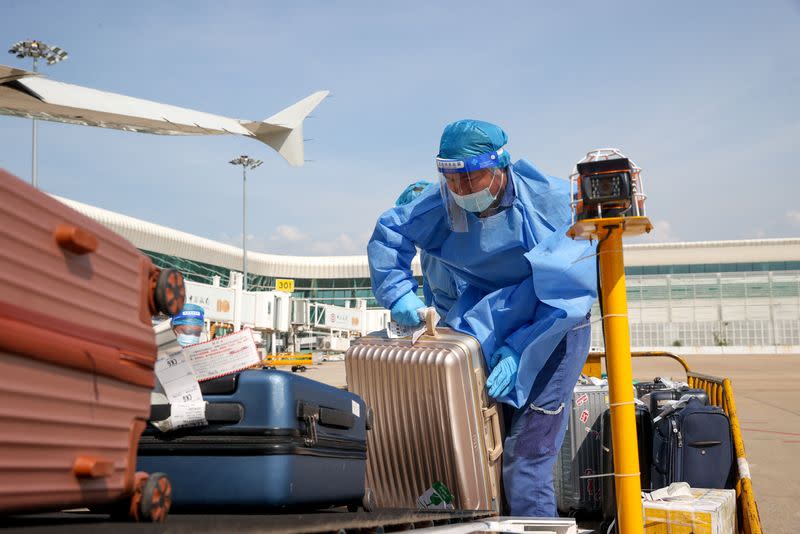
[651,397,735,490]
[138,369,372,511]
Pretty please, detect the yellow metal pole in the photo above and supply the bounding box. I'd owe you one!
[599,223,644,534]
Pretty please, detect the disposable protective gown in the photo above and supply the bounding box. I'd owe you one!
[368,160,597,408]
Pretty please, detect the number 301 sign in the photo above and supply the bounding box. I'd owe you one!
[275,279,295,293]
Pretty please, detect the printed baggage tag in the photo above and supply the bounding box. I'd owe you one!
[182,328,261,381]
[155,352,203,404]
[152,401,208,432]
[386,307,439,344]
[417,481,455,510]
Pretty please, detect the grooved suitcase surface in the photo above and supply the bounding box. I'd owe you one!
[0,169,157,514]
[345,328,502,512]
[554,384,607,515]
[0,352,149,513]
[0,168,156,363]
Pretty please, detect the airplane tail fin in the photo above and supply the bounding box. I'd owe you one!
[243,91,329,167]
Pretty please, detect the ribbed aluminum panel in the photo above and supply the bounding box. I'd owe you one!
[346,329,502,512]
[0,352,149,513]
[554,384,608,515]
[0,171,154,355]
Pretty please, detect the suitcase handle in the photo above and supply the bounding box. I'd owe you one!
[297,401,355,429]
[54,224,98,254]
[423,308,439,337]
[482,404,503,462]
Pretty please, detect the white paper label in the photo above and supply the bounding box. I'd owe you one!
[417,481,455,510]
[183,328,261,381]
[155,352,203,404]
[152,401,208,432]
[385,307,439,344]
[352,400,361,418]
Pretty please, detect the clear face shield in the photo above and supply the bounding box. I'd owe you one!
[436,148,507,232]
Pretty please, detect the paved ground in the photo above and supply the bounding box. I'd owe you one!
[303,354,799,533]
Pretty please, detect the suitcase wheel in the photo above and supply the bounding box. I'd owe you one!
[362,487,375,512]
[347,487,375,513]
[153,268,186,316]
[129,472,172,522]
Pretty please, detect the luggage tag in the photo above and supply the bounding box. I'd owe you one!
[151,401,208,432]
[155,352,203,404]
[386,307,440,344]
[417,481,455,510]
[181,328,261,381]
[153,353,208,432]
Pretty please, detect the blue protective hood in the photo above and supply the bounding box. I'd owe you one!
[171,303,205,327]
[438,119,511,168]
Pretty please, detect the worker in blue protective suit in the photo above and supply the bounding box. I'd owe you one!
[394,180,467,318]
[368,119,597,517]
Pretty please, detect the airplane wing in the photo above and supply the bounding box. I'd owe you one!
[0,64,328,166]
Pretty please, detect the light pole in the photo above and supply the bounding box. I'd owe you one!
[228,155,262,291]
[8,40,68,189]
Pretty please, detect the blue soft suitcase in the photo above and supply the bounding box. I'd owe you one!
[651,397,735,490]
[137,369,372,511]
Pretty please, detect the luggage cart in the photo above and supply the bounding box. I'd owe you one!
[583,350,763,534]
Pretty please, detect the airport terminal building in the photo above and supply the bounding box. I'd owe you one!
[60,196,800,351]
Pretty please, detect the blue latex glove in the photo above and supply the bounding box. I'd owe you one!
[390,292,425,326]
[486,345,520,399]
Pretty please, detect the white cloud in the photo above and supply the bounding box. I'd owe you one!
[785,211,800,226]
[270,225,309,242]
[309,233,366,255]
[627,219,680,244]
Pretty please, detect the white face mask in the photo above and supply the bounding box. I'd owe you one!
[450,172,499,212]
[176,333,200,347]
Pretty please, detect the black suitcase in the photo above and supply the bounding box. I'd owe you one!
[634,378,670,399]
[138,369,373,511]
[600,404,653,529]
[651,397,735,490]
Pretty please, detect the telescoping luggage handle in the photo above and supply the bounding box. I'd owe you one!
[297,400,356,446]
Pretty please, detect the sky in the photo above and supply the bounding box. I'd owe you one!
[1,1,798,256]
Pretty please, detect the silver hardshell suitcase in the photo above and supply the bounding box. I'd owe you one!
[553,383,608,515]
[345,325,504,512]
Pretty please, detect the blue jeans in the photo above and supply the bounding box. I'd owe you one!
[502,316,591,517]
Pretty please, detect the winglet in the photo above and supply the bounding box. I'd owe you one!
[243,90,329,167]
